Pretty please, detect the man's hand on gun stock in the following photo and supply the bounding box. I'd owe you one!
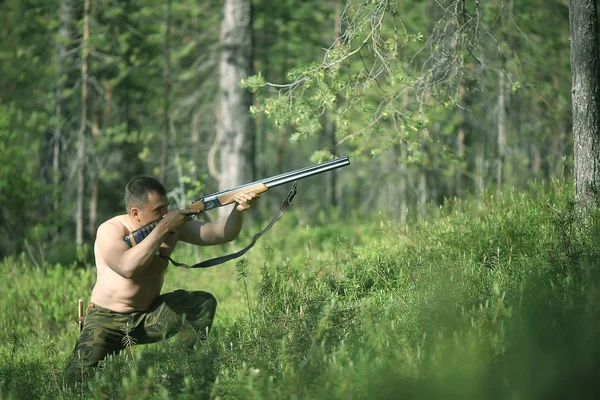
[234,191,259,212]
[161,191,259,233]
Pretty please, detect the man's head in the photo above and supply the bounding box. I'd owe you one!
[124,176,169,225]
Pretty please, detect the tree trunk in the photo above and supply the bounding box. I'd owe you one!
[456,76,476,198]
[496,69,508,196]
[88,108,99,239]
[495,0,512,197]
[418,102,429,218]
[54,0,73,217]
[88,177,98,239]
[76,0,90,247]
[399,140,408,225]
[323,0,344,208]
[456,121,466,197]
[417,169,427,218]
[475,139,485,195]
[531,142,542,177]
[160,0,172,184]
[217,0,254,218]
[569,0,600,212]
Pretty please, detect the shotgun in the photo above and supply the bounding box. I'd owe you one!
[124,156,350,247]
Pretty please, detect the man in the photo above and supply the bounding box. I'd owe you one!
[65,176,258,380]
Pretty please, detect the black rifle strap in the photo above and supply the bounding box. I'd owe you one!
[158,182,297,269]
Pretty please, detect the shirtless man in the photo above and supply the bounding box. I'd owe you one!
[65,176,257,380]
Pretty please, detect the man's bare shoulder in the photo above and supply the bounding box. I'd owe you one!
[97,215,129,238]
[95,215,131,259]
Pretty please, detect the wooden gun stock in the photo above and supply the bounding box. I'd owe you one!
[187,183,270,213]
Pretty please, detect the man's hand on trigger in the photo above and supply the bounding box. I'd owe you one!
[161,209,198,232]
[235,192,259,212]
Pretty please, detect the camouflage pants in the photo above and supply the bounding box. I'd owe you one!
[64,289,217,380]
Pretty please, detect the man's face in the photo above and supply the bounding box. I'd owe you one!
[132,191,169,226]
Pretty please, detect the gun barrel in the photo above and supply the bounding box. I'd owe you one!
[264,156,350,188]
[126,156,351,246]
[197,156,350,207]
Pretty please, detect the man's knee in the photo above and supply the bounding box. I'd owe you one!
[64,346,102,385]
[186,291,217,328]
[205,292,217,313]
[179,291,216,345]
[192,291,217,315]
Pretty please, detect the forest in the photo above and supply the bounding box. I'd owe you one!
[0,0,577,258]
[2,0,600,398]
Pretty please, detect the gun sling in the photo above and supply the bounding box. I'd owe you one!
[157,182,297,269]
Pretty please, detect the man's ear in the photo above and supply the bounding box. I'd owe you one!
[130,207,141,222]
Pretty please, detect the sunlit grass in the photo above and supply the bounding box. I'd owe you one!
[2,181,599,399]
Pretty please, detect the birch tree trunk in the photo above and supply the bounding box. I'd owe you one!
[569,0,600,213]
[217,0,254,219]
[76,0,90,246]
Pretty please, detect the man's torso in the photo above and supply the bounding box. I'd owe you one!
[90,215,179,313]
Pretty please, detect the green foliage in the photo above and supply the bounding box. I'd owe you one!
[0,260,94,344]
[1,181,600,398]
[0,1,589,397]
[244,0,464,161]
[0,0,576,259]
[0,102,50,257]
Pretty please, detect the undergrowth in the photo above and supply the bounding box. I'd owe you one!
[1,181,600,399]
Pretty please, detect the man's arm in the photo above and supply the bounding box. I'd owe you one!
[98,209,192,278]
[96,220,171,279]
[179,192,258,246]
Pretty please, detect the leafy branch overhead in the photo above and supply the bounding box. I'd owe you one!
[242,0,503,159]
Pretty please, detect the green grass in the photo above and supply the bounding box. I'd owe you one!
[2,180,600,399]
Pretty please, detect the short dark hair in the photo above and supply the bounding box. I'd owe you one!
[124,176,166,212]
